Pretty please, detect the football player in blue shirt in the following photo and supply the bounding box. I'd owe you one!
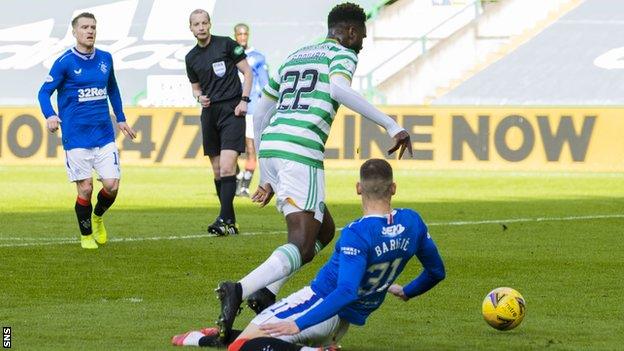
[171,159,445,350]
[38,12,136,249]
[233,23,269,197]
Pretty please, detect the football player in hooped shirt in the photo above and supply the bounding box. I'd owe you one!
[38,12,136,249]
[171,159,445,350]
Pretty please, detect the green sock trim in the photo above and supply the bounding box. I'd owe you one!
[314,240,324,255]
[276,243,302,274]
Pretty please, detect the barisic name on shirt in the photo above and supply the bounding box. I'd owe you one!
[374,237,410,257]
[78,87,108,102]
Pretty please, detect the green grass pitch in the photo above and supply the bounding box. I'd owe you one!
[1,165,623,350]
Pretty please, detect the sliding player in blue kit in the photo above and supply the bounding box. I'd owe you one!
[172,159,445,350]
[38,12,136,249]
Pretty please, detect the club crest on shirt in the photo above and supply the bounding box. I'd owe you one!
[99,62,108,73]
[212,61,226,77]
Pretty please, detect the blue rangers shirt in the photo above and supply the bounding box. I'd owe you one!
[241,47,268,115]
[295,208,445,331]
[38,48,126,150]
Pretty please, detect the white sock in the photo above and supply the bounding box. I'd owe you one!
[239,243,302,299]
[266,240,325,296]
[182,331,203,346]
[266,275,291,295]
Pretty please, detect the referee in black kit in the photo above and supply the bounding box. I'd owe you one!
[185,9,253,235]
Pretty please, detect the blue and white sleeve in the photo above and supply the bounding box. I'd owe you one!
[107,57,126,123]
[403,228,446,298]
[37,59,65,118]
[295,228,368,331]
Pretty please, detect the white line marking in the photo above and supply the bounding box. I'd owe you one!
[1,214,622,248]
[428,214,624,226]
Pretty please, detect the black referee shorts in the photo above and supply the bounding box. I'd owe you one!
[200,97,246,157]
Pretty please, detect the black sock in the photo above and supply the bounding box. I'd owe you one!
[239,337,302,351]
[75,196,93,236]
[94,189,116,216]
[214,179,222,202]
[197,329,242,347]
[219,176,237,223]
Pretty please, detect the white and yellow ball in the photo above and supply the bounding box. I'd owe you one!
[482,287,526,331]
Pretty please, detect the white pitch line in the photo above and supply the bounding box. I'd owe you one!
[1,213,622,249]
[427,214,624,226]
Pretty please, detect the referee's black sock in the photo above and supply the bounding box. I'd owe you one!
[219,175,237,223]
[214,178,222,203]
[75,196,93,236]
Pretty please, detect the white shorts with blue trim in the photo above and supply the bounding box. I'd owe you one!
[251,286,349,346]
[259,158,325,222]
[64,142,120,182]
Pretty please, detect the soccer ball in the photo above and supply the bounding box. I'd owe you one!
[482,287,526,331]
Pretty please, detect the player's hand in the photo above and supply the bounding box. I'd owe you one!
[46,115,61,133]
[251,183,274,207]
[234,101,248,117]
[198,95,211,108]
[259,320,300,337]
[389,284,409,301]
[387,130,413,159]
[118,122,137,139]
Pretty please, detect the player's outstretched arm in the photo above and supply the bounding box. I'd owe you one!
[291,228,367,332]
[329,74,413,159]
[388,284,409,301]
[402,233,446,299]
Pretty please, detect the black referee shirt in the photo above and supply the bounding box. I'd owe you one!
[185,35,247,103]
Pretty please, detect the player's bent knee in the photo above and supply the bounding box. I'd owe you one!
[76,180,94,198]
[101,180,119,195]
[300,245,316,264]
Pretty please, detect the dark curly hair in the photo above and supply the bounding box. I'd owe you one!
[328,2,366,28]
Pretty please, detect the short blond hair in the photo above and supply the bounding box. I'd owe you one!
[72,12,96,28]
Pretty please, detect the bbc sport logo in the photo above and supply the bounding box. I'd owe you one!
[2,327,10,349]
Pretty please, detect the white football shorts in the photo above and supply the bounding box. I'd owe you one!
[259,157,325,222]
[245,113,254,139]
[251,286,349,346]
[64,142,120,182]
